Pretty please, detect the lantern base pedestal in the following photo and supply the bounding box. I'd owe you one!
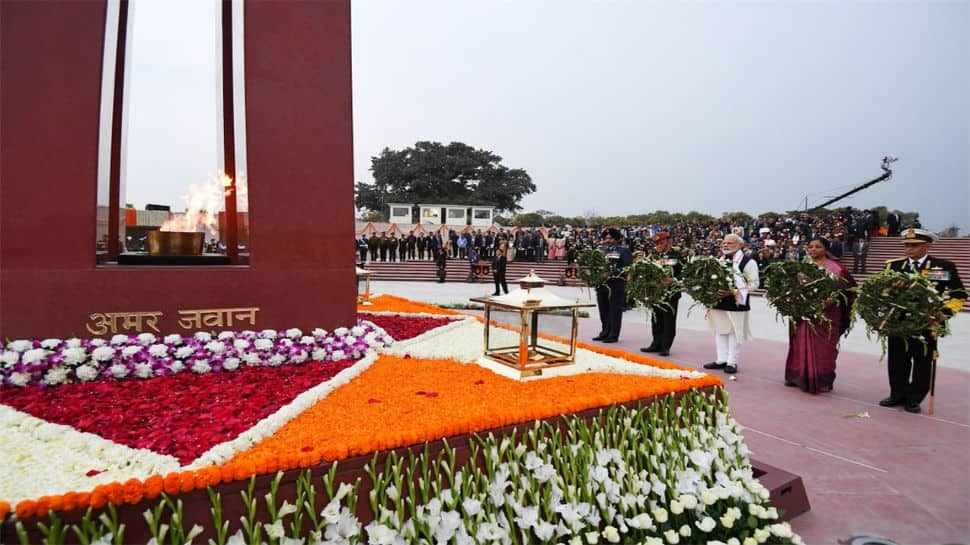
[116,253,232,266]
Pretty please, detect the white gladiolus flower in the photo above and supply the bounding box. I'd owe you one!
[163,334,182,345]
[110,334,129,345]
[678,494,698,510]
[75,364,98,381]
[193,332,212,342]
[769,523,793,539]
[148,344,168,357]
[109,363,129,378]
[136,333,156,345]
[462,498,481,516]
[695,516,716,533]
[8,372,30,386]
[92,346,115,362]
[663,529,679,544]
[254,339,273,351]
[22,348,48,365]
[223,358,240,371]
[40,338,61,349]
[264,521,285,540]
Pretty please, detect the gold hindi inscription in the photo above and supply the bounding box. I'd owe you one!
[85,311,164,335]
[85,307,259,335]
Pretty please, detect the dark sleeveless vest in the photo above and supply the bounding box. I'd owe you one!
[714,254,753,312]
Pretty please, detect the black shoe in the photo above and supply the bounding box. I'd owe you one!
[658,350,670,357]
[878,397,904,407]
[703,361,727,370]
[491,293,500,296]
[601,338,619,343]
[904,402,921,414]
[723,365,738,374]
[640,346,659,353]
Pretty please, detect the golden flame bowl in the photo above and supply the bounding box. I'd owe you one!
[147,231,204,256]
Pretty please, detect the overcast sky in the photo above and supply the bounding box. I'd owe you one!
[125,0,969,231]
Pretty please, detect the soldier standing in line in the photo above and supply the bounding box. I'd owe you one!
[640,232,683,357]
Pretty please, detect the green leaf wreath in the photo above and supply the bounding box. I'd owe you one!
[852,269,948,343]
[763,260,842,323]
[626,258,681,311]
[576,247,612,290]
[682,256,733,309]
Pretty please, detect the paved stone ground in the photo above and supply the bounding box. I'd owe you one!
[368,280,970,545]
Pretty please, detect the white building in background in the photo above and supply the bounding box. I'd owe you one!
[444,205,467,226]
[470,206,494,227]
[418,203,445,224]
[387,203,412,225]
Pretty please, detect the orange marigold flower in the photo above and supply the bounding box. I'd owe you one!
[0,501,10,521]
[163,472,181,495]
[122,478,144,504]
[143,475,164,499]
[104,482,125,506]
[15,499,36,520]
[178,471,196,493]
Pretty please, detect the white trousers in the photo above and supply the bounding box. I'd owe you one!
[715,333,740,366]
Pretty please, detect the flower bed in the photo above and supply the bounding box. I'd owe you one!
[1,294,802,544]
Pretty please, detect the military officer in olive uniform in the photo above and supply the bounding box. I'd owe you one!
[880,229,966,414]
[593,228,633,343]
[640,231,683,356]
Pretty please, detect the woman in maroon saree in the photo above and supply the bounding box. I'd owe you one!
[784,237,856,393]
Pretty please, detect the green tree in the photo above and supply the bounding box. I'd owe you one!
[355,141,535,220]
[512,212,544,226]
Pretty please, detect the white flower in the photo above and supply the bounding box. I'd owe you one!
[678,524,691,537]
[8,372,31,386]
[136,333,157,345]
[233,339,250,351]
[268,354,286,367]
[285,328,302,339]
[663,529,679,544]
[121,346,143,358]
[769,523,793,539]
[168,361,185,374]
[148,344,168,357]
[331,350,346,361]
[7,340,32,352]
[110,334,129,345]
[626,513,652,530]
[695,516,716,533]
[669,499,683,515]
[22,348,48,365]
[534,521,556,541]
[720,514,736,528]
[386,485,400,501]
[163,334,182,345]
[241,352,261,365]
[311,348,328,361]
[366,522,399,545]
[260,329,278,339]
[205,341,226,354]
[109,363,129,378]
[585,530,599,544]
[701,491,718,505]
[312,328,328,337]
[44,366,70,385]
[743,538,757,545]
[652,507,668,524]
[92,346,115,362]
[728,538,741,545]
[134,362,154,379]
[753,528,770,543]
[193,332,212,342]
[602,526,620,543]
[678,494,698,510]
[65,338,82,348]
[462,498,481,516]
[75,364,98,381]
[174,346,195,359]
[254,338,273,351]
[300,336,316,346]
[264,521,285,540]
[1,350,20,366]
[89,338,106,347]
[223,358,240,371]
[643,538,663,545]
[40,338,61,349]
[291,350,308,364]
[191,360,211,374]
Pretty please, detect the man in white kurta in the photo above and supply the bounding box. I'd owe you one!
[703,234,759,374]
